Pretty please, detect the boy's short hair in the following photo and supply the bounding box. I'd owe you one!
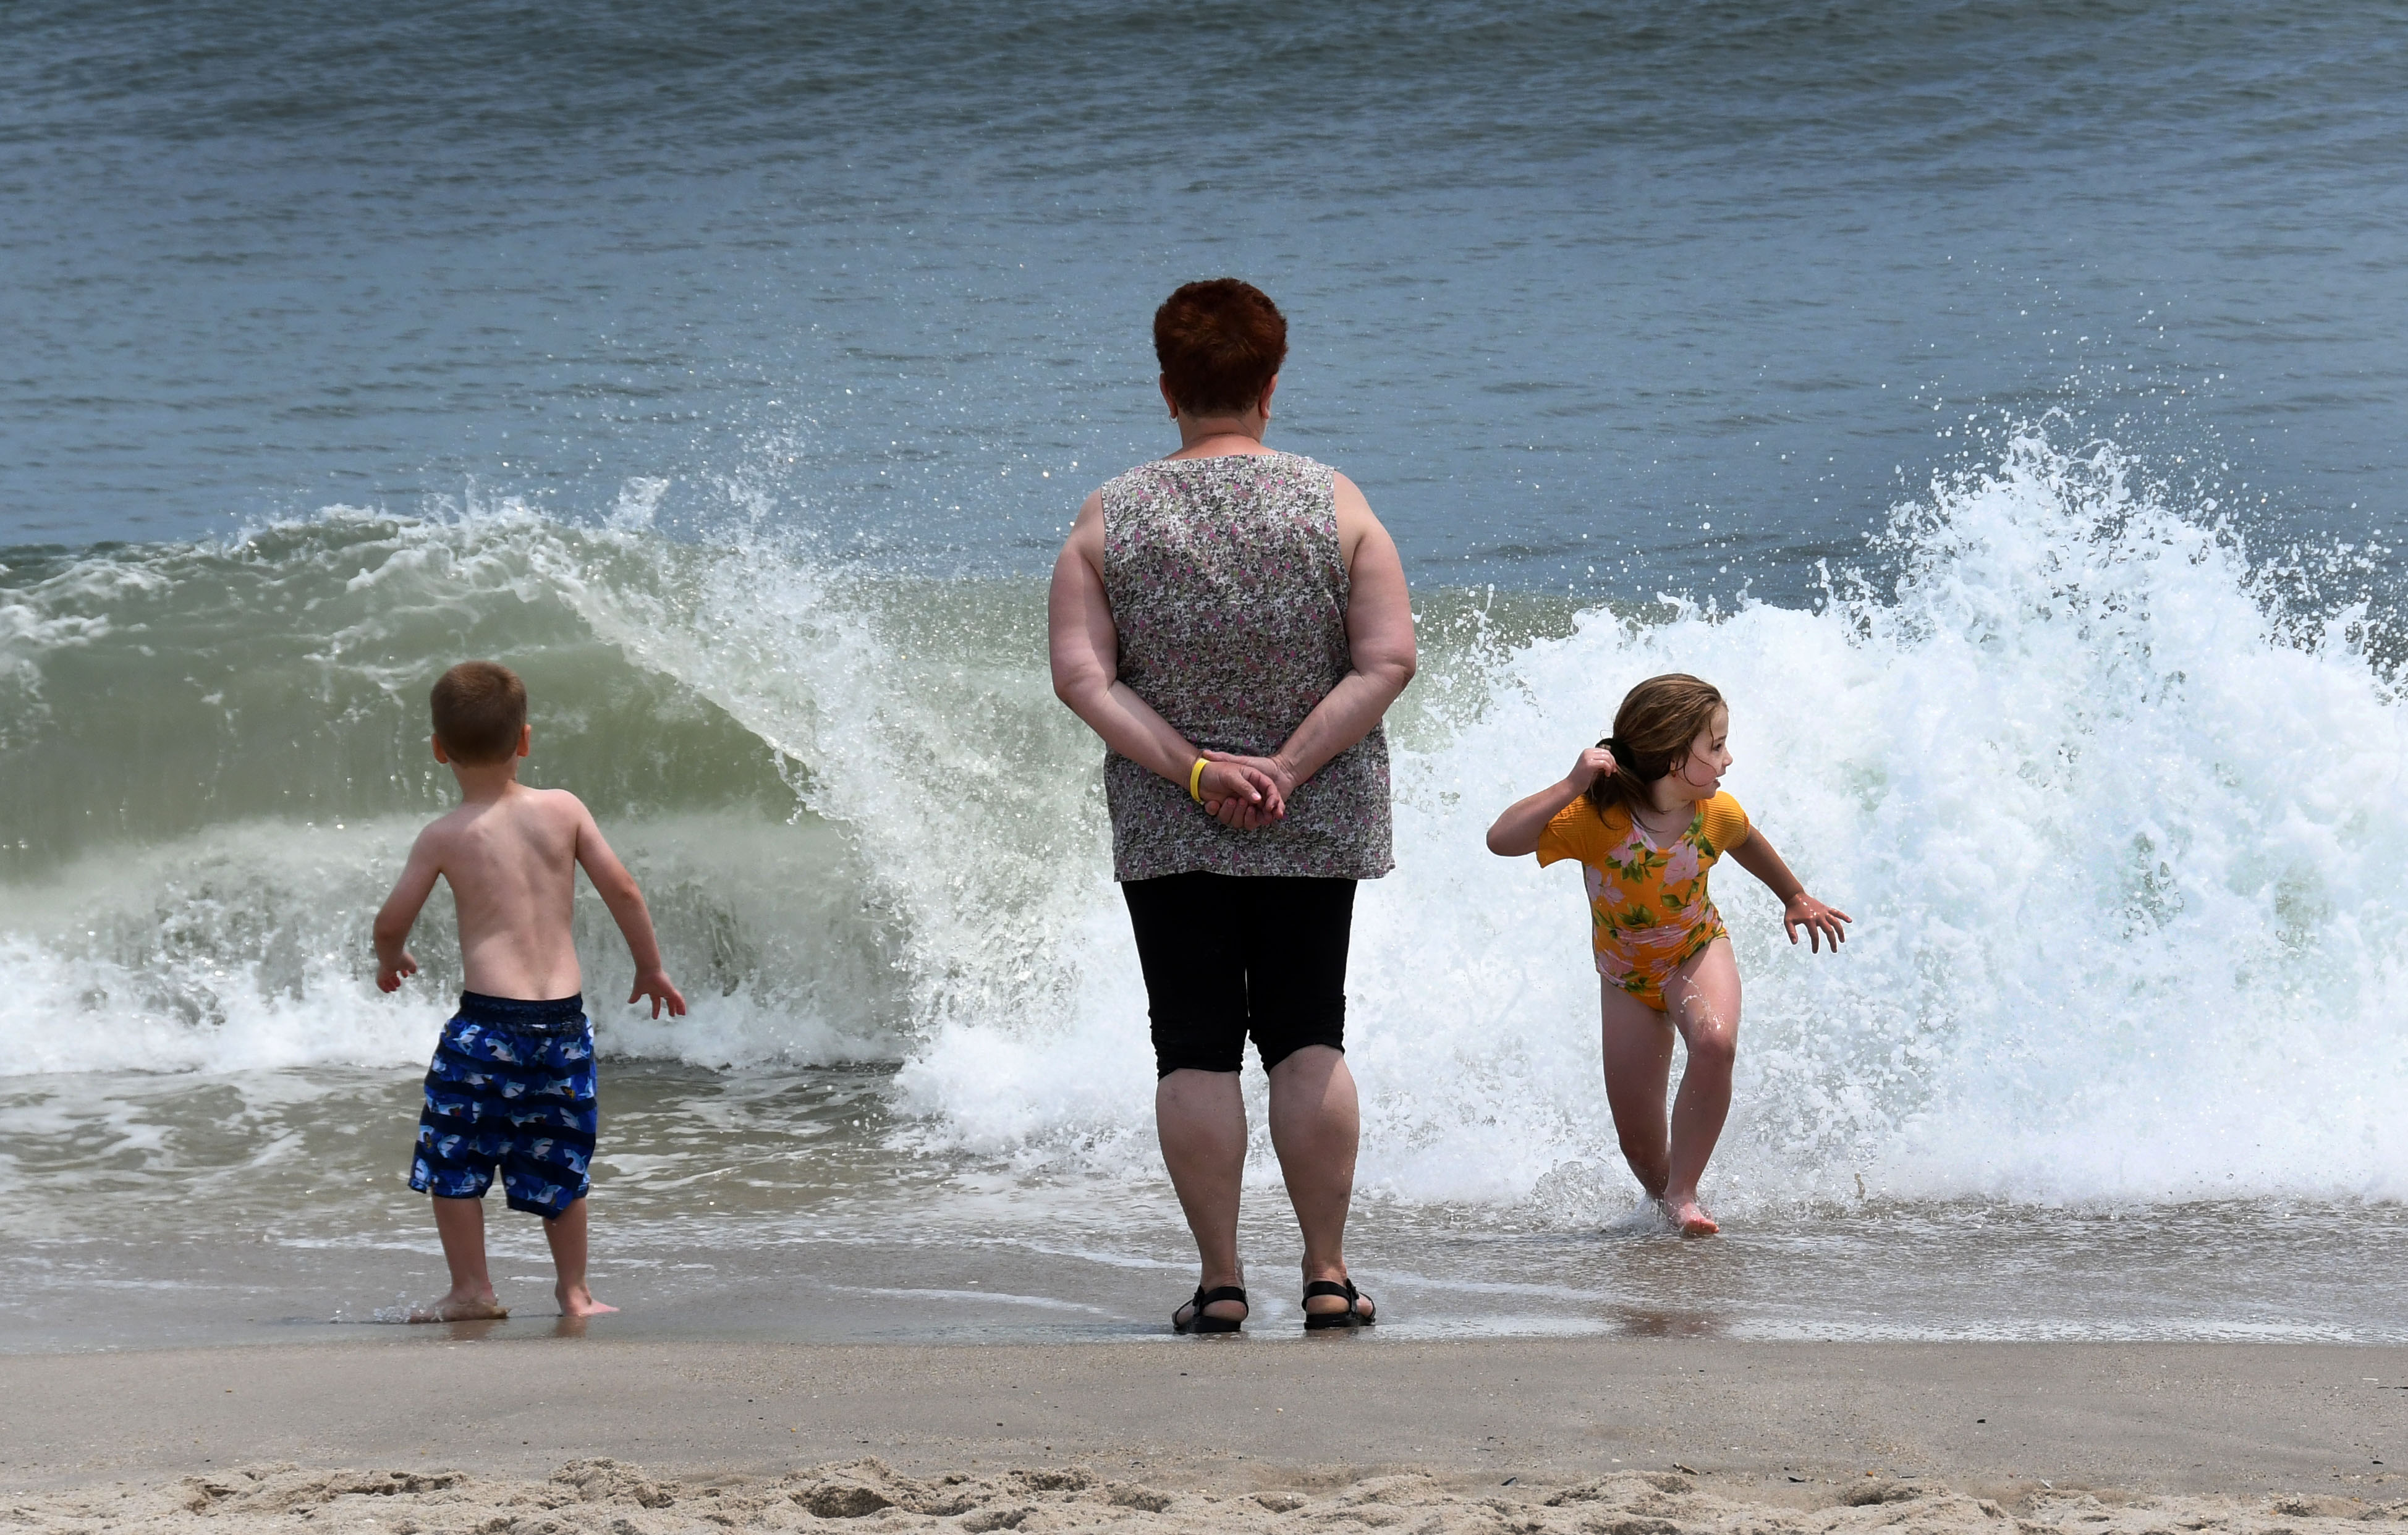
[430,661,527,764]
[1154,279,1288,416]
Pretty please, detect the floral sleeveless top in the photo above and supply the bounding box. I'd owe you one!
[1098,451,1394,882]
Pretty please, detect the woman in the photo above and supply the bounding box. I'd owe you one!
[1048,278,1416,1333]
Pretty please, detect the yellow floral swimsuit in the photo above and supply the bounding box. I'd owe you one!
[1535,791,1752,1011]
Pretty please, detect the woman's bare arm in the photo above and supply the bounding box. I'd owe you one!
[1047,493,1282,822]
[1724,830,1852,950]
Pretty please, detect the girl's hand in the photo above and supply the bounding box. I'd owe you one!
[1567,745,1617,791]
[1783,892,1852,952]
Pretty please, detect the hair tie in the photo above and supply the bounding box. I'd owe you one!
[1600,737,1668,784]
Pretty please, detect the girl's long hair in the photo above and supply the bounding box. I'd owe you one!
[1586,673,1727,821]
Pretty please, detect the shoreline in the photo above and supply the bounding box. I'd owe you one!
[19,1182,2408,1355]
[5,1336,2400,1505]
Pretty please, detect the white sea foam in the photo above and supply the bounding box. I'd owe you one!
[0,814,894,1078]
[865,430,2408,1212]
[2,430,2403,1214]
[1340,433,2408,1213]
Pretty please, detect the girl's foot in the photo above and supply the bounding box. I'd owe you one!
[1667,1198,1719,1237]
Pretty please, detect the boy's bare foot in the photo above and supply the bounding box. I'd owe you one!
[408,1288,509,1322]
[556,1281,617,1318]
[1669,1198,1720,1237]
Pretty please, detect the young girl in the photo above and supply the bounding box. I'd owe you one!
[1486,672,1849,1235]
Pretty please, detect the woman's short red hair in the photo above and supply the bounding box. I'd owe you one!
[1153,279,1288,416]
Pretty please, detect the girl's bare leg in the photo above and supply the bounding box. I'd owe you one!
[1156,1068,1250,1325]
[414,1196,508,1321]
[1658,937,1742,1235]
[1598,984,1679,1199]
[544,1197,617,1317]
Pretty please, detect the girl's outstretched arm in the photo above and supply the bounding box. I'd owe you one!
[1725,831,1852,950]
[1486,746,1616,856]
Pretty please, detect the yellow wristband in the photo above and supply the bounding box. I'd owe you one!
[1189,757,1209,803]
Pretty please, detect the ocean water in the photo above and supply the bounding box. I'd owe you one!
[4,1,2407,1348]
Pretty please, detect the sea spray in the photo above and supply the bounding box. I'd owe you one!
[0,507,904,1075]
[2,429,2404,1214]
[881,429,2408,1211]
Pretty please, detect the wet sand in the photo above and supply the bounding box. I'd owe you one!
[3,1336,2404,1528]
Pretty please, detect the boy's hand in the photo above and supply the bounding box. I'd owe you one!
[1783,893,1853,952]
[1567,745,1617,791]
[378,950,418,992]
[630,970,687,1019]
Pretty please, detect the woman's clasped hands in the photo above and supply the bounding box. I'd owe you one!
[1198,749,1293,829]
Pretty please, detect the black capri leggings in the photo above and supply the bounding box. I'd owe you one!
[1121,871,1357,1078]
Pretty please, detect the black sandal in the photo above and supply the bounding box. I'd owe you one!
[1302,1277,1375,1330]
[1172,1284,1248,1334]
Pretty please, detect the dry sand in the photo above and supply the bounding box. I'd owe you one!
[25,1456,2408,1535]
[3,1337,2402,1532]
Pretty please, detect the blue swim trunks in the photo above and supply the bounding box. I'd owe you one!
[408,992,598,1221]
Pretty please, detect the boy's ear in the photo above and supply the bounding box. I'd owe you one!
[515,724,532,758]
[431,734,451,765]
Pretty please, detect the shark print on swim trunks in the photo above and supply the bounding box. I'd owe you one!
[408,999,598,1220]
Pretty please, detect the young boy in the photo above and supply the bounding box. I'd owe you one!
[373,660,685,1321]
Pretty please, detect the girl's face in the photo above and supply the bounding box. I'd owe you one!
[1669,707,1732,801]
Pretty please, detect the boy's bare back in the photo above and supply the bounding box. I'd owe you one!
[373,696,683,1017]
[396,785,593,1000]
